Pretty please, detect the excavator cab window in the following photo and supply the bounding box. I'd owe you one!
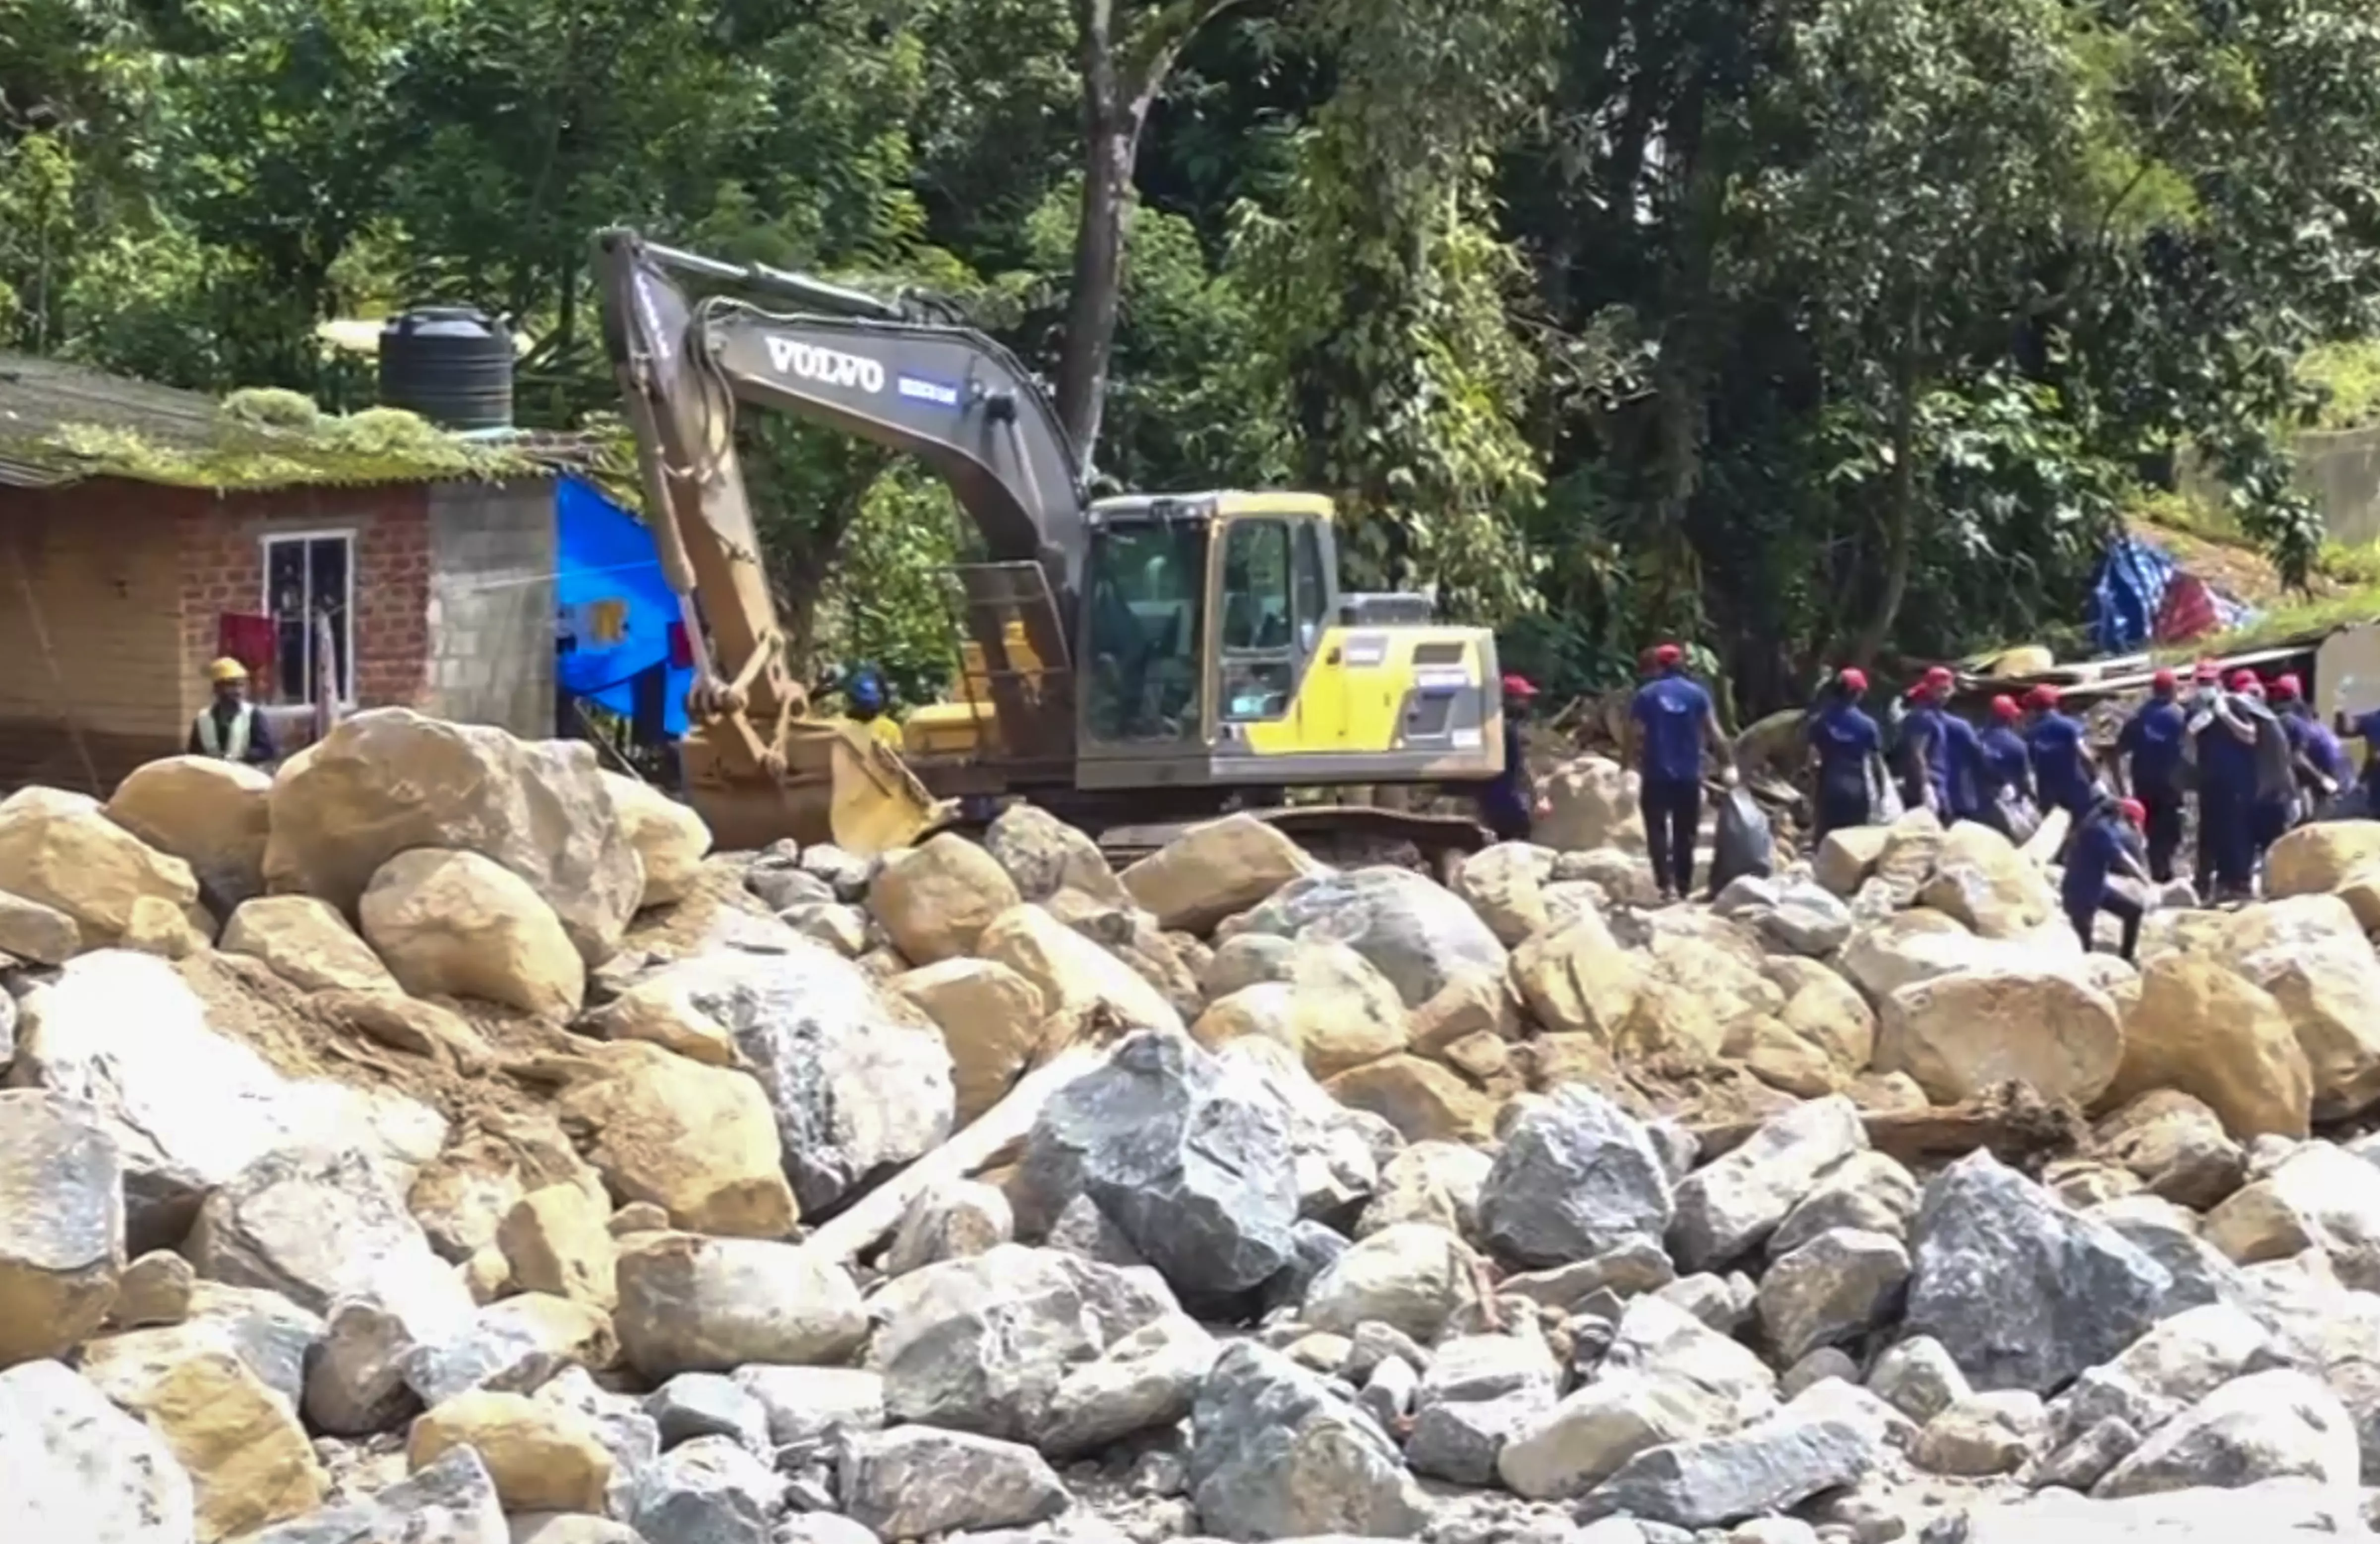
[1219,517,1297,722]
[1082,519,1205,745]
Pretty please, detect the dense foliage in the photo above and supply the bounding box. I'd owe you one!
[9,0,2380,708]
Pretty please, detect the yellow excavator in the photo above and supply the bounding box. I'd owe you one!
[595,227,1508,864]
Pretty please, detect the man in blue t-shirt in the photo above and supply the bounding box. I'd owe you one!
[1805,667,1880,838]
[1895,666,1953,815]
[2346,703,2380,812]
[2195,667,2263,901]
[2272,674,2349,821]
[1477,674,1545,842]
[2114,667,2189,882]
[2064,795,2149,960]
[1628,642,1736,902]
[1976,695,2034,833]
[2023,685,2097,818]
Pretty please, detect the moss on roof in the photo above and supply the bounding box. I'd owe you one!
[3,415,545,491]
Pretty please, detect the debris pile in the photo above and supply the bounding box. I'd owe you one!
[7,706,2380,1543]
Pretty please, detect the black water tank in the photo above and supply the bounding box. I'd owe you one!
[378,306,514,432]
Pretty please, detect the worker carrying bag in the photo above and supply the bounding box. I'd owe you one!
[1708,784,1774,897]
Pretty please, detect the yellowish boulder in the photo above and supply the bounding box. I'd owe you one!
[360,848,585,1020]
[580,974,738,1066]
[2267,821,2380,899]
[498,1185,617,1309]
[1455,843,1553,946]
[105,756,273,914]
[977,903,1184,1034]
[1872,808,1948,905]
[867,833,1022,965]
[1121,814,1318,933]
[0,785,203,946]
[312,988,494,1071]
[0,1089,123,1366]
[1878,968,2123,1105]
[2224,897,2380,1120]
[1615,978,1729,1061]
[1411,971,1520,1057]
[121,894,208,959]
[1726,1014,1844,1098]
[2335,868,2380,933]
[555,1043,796,1238]
[1521,1033,1625,1094]
[83,1343,323,1542]
[408,1390,613,1515]
[1537,755,1644,854]
[1766,958,1877,1073]
[1509,913,1643,1041]
[1814,824,1893,898]
[1917,821,2057,939]
[890,957,1048,1124]
[2108,956,2312,1139]
[220,894,398,995]
[0,888,79,964]
[1324,1055,1494,1144]
[1189,939,1409,1079]
[598,772,711,908]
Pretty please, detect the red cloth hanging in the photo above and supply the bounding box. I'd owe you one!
[2153,572,2220,643]
[667,620,694,670]
[216,612,276,676]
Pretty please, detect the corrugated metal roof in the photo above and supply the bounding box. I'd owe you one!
[0,352,222,448]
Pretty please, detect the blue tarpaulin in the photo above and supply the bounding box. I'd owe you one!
[554,475,691,735]
[2085,533,2255,656]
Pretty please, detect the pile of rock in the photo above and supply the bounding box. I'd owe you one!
[11,725,2380,1543]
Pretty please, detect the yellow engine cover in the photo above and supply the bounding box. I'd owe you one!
[1228,624,1503,779]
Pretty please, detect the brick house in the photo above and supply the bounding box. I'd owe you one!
[0,353,564,792]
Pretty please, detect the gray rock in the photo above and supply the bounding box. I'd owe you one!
[985,804,1127,906]
[2042,1366,2178,1463]
[1604,1295,1780,1431]
[1782,1348,1860,1402]
[1302,1223,1481,1343]
[1357,1142,1494,1242]
[1187,1343,1427,1540]
[1760,881,1854,957]
[1360,1355,1419,1428]
[732,1366,885,1447]
[747,863,835,912]
[1419,1334,1561,1408]
[2093,1369,2359,1498]
[537,1366,666,1521]
[630,1435,784,1544]
[1502,1241,1677,1312]
[1479,1087,1673,1269]
[0,976,15,1063]
[1914,1391,2044,1477]
[1866,1336,1970,1425]
[1407,1391,1553,1486]
[646,1372,774,1455]
[1757,1228,1910,1364]
[1951,1478,2373,1540]
[1263,1220,1353,1316]
[305,1295,419,1436]
[0,1088,124,1365]
[2031,1415,2140,1492]
[1495,1370,1719,1502]
[1768,1153,1920,1260]
[873,1244,1173,1443]
[2093,1202,2252,1316]
[636,947,953,1215]
[507,1515,644,1544]
[185,1145,473,1347]
[1044,1193,1150,1268]
[1213,1038,1385,1222]
[884,1180,1013,1277]
[773,1514,881,1544]
[1580,1411,1878,1530]
[613,1233,867,1380]
[1901,1151,2170,1393]
[1669,1097,1867,1272]
[178,1281,322,1414]
[250,1447,505,1543]
[1043,1313,1220,1457]
[1016,1030,1300,1300]
[402,1294,617,1407]
[1654,1271,1752,1335]
[2101,1302,2279,1408]
[1731,1521,1821,1544]
[0,1358,195,1544]
[840,1426,1071,1538]
[796,843,872,900]
[1226,865,1506,1007]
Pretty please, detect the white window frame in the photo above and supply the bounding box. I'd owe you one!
[259,528,358,707]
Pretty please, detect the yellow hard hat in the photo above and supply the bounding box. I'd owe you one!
[208,656,249,684]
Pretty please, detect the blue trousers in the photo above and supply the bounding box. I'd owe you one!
[2198,782,2255,895]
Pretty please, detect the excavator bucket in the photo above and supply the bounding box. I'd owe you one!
[681,718,942,861]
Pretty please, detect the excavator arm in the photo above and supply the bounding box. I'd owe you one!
[593,226,1090,854]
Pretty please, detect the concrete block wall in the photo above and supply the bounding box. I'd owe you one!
[424,480,556,738]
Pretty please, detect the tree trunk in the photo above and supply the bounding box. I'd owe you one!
[1055,0,1144,484]
[1852,307,1924,667]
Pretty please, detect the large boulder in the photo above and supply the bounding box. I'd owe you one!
[2094,1368,2360,1499]
[1669,1096,1867,1271]
[0,786,204,947]
[1121,814,1318,934]
[9,951,440,1248]
[552,1042,798,1239]
[360,850,585,1019]
[1301,1222,1482,1342]
[977,903,1184,1034]
[890,957,1048,1125]
[1877,968,2124,1106]
[236,1447,503,1544]
[1509,913,1643,1040]
[0,1359,195,1544]
[2266,821,2380,899]
[2107,956,2312,1140]
[1014,1031,1298,1300]
[1537,756,1642,854]
[1190,938,1409,1080]
[80,1335,325,1540]
[2203,1141,2380,1289]
[0,887,79,964]
[1813,825,1891,898]
[612,1232,865,1380]
[1224,865,1506,1009]
[1479,1086,1673,1268]
[866,834,1022,965]
[262,710,640,965]
[1324,1055,1494,1144]
[840,1426,1071,1538]
[1188,1342,1428,1541]
[2223,897,2380,1121]
[219,896,398,996]
[1454,843,1553,947]
[616,944,952,1215]
[597,772,710,909]
[1903,1151,2170,1393]
[984,804,1130,907]
[1916,820,2058,939]
[106,756,273,915]
[407,1390,615,1516]
[0,1089,124,1366]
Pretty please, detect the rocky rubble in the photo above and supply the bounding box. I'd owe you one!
[16,731,2380,1541]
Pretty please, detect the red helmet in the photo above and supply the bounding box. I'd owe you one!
[2229,668,2261,693]
[2273,673,2303,701]
[1652,643,1684,669]
[2026,684,2061,710]
[1500,673,1539,700]
[2150,668,2177,693]
[1990,694,2021,722]
[1921,665,1954,690]
[2118,797,2146,827]
[1838,667,1869,694]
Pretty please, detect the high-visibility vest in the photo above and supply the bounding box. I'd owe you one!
[195,704,255,761]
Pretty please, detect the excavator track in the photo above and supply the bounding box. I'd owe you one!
[949,800,1492,885]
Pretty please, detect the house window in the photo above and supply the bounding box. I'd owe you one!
[263,532,355,704]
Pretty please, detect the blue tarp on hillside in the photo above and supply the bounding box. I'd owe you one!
[555,475,691,735]
[2087,535,2178,655]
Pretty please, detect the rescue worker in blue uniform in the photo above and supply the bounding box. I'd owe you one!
[1627,643,1736,903]
[2195,666,2263,902]
[1478,674,1545,842]
[2023,684,2096,819]
[2346,702,2380,813]
[1973,694,2035,837]
[1805,667,1880,838]
[1896,666,1953,815]
[2114,667,2189,883]
[2064,795,2149,960]
[2272,674,2349,820]
[187,656,277,765]
[2235,675,2298,870]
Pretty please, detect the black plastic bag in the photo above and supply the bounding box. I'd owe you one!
[1708,785,1774,895]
